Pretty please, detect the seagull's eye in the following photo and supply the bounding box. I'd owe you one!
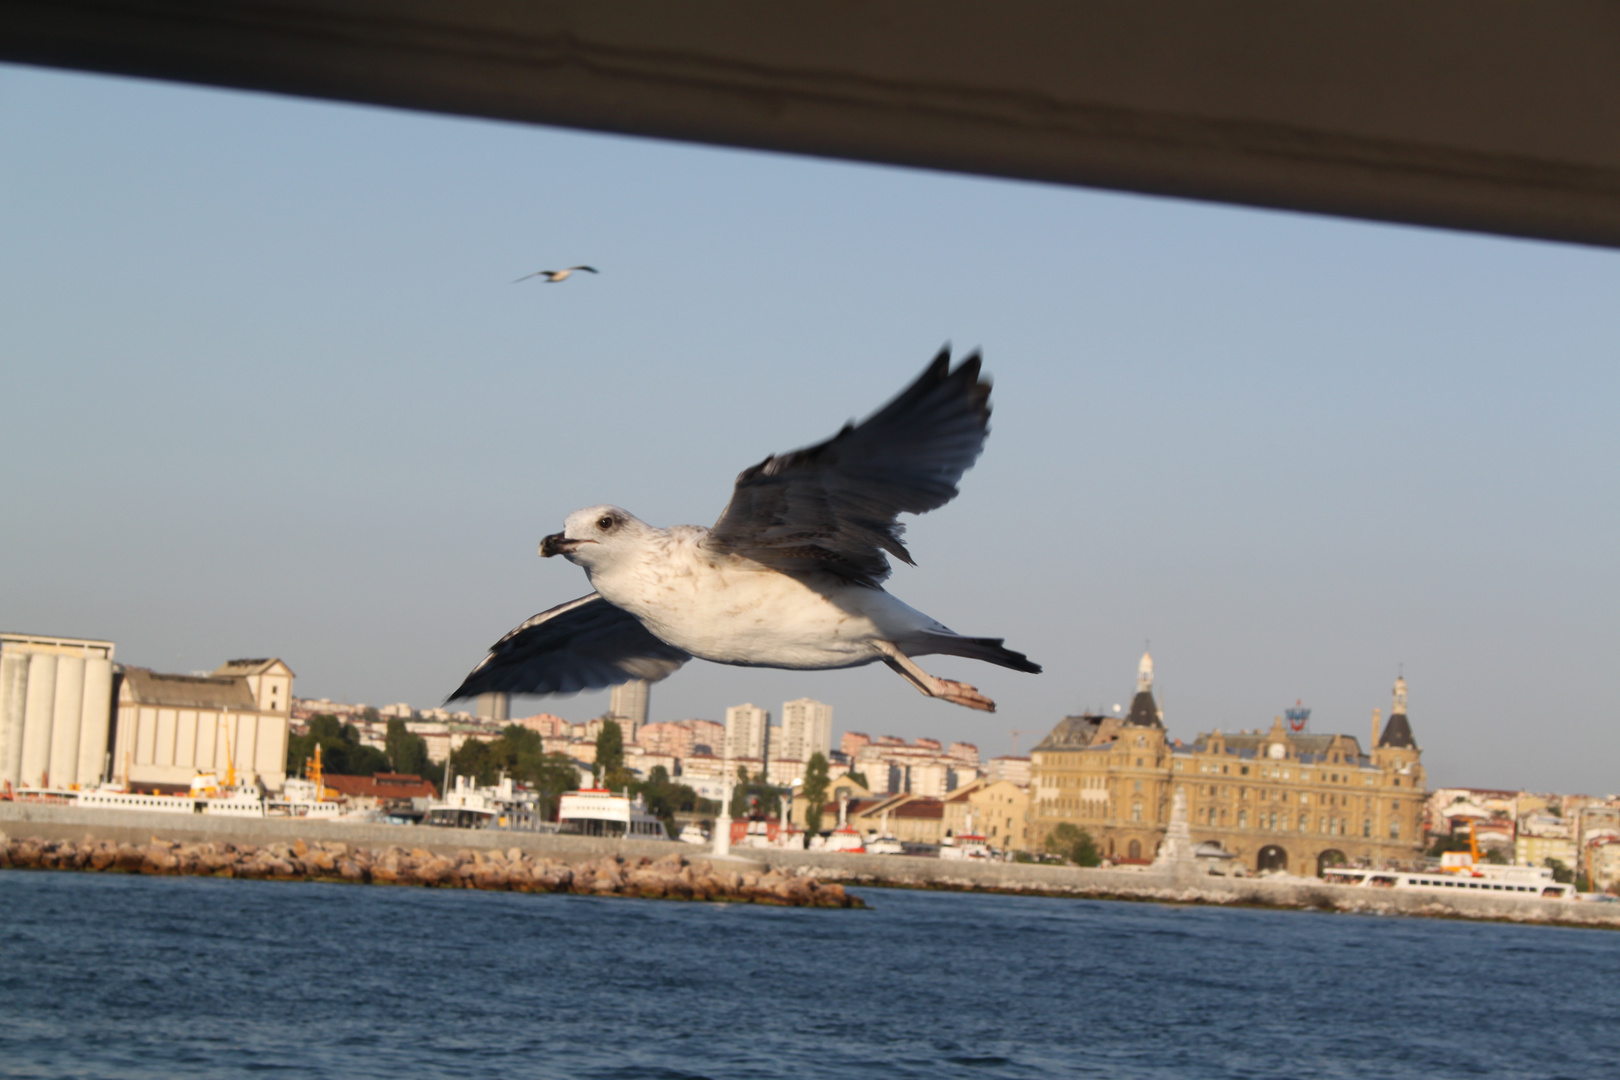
[597,515,615,531]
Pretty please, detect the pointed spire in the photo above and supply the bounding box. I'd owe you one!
[1379,674,1416,749]
[1124,646,1163,728]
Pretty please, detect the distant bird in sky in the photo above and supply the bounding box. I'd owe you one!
[514,265,598,283]
[448,348,1040,712]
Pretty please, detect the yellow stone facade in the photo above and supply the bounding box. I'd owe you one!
[942,778,1032,851]
[1030,657,1427,875]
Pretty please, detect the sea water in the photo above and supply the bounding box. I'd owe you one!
[1,871,1615,1079]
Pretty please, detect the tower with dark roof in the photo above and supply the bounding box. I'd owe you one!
[1124,649,1164,728]
[1372,673,1423,800]
[1378,675,1416,749]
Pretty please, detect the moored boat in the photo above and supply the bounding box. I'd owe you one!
[556,788,667,839]
[1321,862,1574,900]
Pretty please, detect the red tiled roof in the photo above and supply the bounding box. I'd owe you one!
[321,773,437,800]
[893,798,943,819]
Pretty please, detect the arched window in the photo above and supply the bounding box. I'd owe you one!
[1238,809,1248,828]
[1131,802,1143,822]
[1128,839,1142,859]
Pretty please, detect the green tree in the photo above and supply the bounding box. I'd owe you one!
[1427,832,1473,857]
[729,764,753,817]
[449,737,495,785]
[846,769,869,790]
[286,713,389,777]
[801,752,830,834]
[384,717,431,777]
[631,764,709,838]
[1545,857,1575,884]
[440,727,581,816]
[1044,822,1102,867]
[530,752,581,820]
[594,719,632,790]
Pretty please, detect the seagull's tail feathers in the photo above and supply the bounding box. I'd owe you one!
[916,633,1041,674]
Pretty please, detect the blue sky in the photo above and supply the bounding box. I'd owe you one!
[3,64,1616,794]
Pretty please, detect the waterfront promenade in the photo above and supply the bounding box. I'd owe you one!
[5,800,1616,928]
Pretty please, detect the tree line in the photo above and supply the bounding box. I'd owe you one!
[286,714,433,784]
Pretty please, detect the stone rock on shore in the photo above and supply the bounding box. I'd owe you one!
[0,836,864,908]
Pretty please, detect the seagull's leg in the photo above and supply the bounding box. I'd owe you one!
[872,640,996,713]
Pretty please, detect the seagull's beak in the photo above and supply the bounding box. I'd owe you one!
[540,532,579,558]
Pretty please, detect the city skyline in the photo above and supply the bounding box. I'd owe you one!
[4,64,1616,795]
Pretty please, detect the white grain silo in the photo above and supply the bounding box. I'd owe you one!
[20,652,56,789]
[0,634,117,791]
[49,654,86,788]
[77,657,114,787]
[0,649,29,788]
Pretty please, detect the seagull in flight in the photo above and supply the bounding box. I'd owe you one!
[514,265,598,283]
[447,348,1040,712]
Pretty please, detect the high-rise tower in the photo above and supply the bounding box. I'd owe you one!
[724,703,770,761]
[779,698,833,763]
[609,679,649,739]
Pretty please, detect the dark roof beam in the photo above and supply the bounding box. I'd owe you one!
[5,1,1620,248]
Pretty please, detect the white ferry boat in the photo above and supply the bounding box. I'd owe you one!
[74,787,200,814]
[422,774,545,830]
[809,795,865,853]
[61,769,267,816]
[939,833,994,860]
[266,746,342,819]
[13,785,98,807]
[814,823,865,853]
[1321,863,1573,900]
[266,776,343,819]
[678,822,710,845]
[556,788,668,839]
[864,811,903,855]
[939,810,995,861]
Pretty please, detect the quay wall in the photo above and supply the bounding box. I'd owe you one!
[5,802,1617,928]
[754,848,1620,928]
[0,801,687,863]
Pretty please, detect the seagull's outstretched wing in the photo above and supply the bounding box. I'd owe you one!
[445,594,690,701]
[706,347,990,586]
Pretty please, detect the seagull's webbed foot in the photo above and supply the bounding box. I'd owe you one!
[874,641,998,713]
[933,678,996,713]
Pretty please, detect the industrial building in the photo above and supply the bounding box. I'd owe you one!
[0,633,118,792]
[113,658,294,792]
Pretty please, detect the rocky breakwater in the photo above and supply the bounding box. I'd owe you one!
[0,834,864,908]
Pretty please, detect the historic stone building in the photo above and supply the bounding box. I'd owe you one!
[1030,652,1426,876]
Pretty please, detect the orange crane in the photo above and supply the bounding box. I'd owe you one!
[305,743,327,802]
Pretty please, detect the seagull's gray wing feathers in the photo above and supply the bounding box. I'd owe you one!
[706,347,990,586]
[446,593,690,701]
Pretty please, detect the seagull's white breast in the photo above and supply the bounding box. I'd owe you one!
[584,528,935,669]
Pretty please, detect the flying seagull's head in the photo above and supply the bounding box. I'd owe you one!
[540,505,651,570]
